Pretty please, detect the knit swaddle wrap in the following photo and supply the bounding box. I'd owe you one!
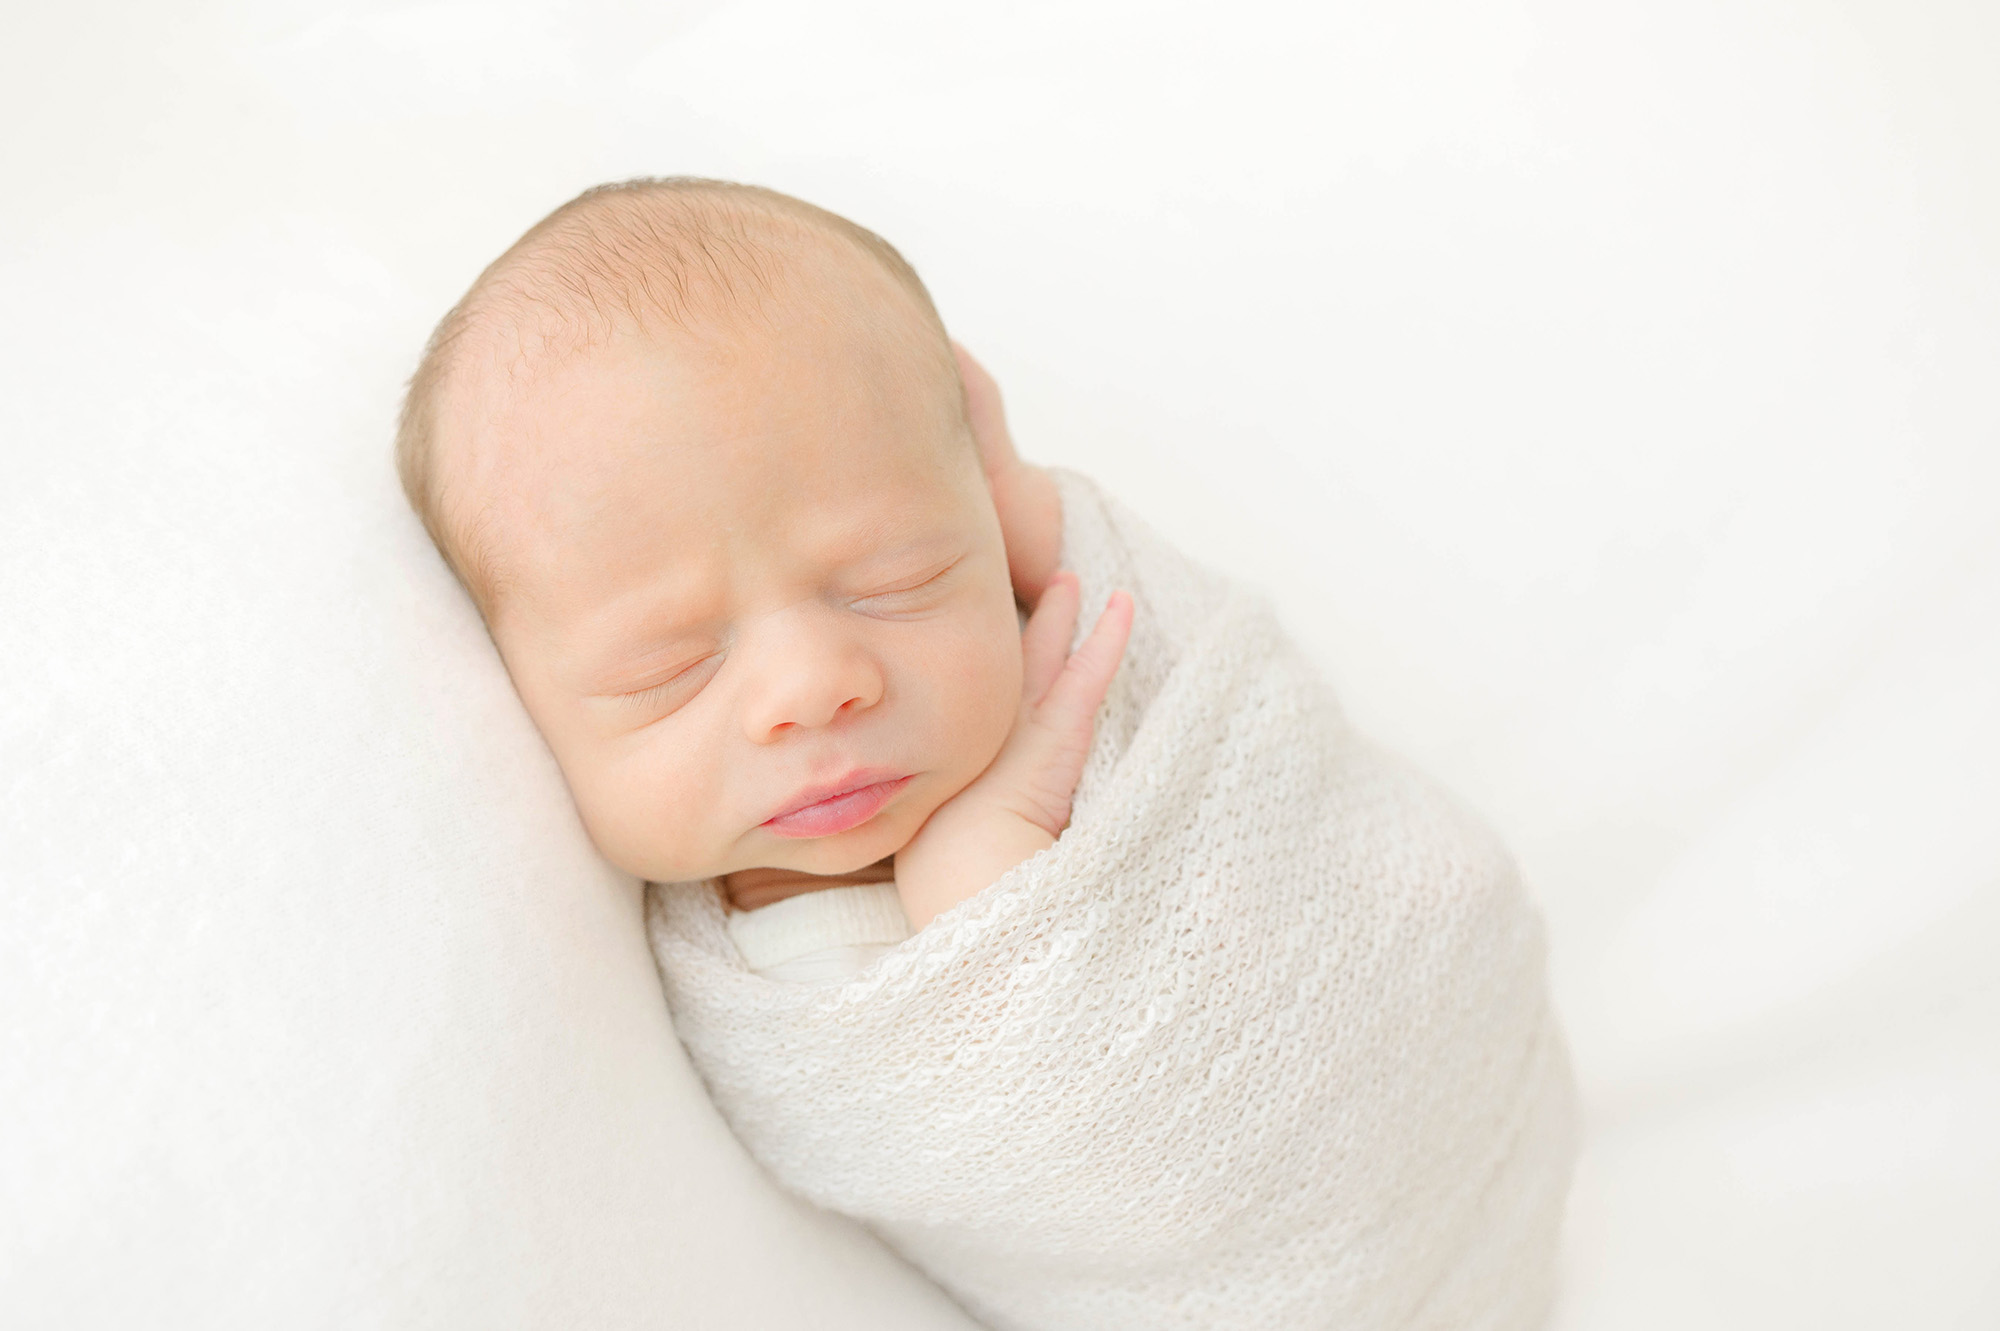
[646,468,1579,1330]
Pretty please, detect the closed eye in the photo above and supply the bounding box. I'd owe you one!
[851,557,963,615]
[611,651,725,713]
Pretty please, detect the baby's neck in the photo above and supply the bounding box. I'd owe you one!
[721,856,895,912]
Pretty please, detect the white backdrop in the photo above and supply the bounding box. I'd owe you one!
[4,2,1996,1327]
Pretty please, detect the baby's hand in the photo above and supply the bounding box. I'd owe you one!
[893,573,1133,931]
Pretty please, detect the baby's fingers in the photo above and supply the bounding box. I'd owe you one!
[1033,590,1134,724]
[1018,571,1080,703]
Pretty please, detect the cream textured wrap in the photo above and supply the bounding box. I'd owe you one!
[646,468,1580,1330]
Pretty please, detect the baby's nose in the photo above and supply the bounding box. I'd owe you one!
[739,609,885,742]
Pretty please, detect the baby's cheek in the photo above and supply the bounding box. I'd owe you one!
[569,738,712,881]
[940,607,1025,774]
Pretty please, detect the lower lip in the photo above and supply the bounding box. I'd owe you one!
[761,776,914,839]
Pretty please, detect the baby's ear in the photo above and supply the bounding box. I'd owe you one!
[993,463,1064,612]
[951,340,1061,606]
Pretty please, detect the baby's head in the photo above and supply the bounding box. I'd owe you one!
[398,178,1022,883]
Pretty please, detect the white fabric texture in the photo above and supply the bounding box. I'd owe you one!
[727,883,913,984]
[648,468,1582,1330]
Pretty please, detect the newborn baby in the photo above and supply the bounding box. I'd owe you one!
[396,177,1127,972]
[399,177,1577,1331]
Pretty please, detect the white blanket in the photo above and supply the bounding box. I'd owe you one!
[647,468,1580,1330]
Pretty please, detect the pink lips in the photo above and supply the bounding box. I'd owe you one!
[760,772,914,839]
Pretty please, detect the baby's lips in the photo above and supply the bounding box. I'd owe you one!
[760,774,914,840]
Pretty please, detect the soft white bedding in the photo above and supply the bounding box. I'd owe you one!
[3,3,1995,1327]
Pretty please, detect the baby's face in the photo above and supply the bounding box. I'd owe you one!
[465,294,1022,884]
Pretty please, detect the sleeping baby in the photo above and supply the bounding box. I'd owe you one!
[396,177,1579,1330]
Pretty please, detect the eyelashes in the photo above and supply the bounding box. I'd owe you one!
[851,558,962,614]
[616,652,725,709]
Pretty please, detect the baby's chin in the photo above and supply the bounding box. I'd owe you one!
[747,831,911,879]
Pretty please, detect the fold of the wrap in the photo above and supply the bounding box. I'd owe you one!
[647,467,1579,1331]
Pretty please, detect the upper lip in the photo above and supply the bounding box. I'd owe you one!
[761,767,910,823]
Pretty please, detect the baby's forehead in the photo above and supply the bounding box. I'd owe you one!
[451,225,952,482]
[446,329,968,623]
[482,368,980,655]
[446,282,962,500]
